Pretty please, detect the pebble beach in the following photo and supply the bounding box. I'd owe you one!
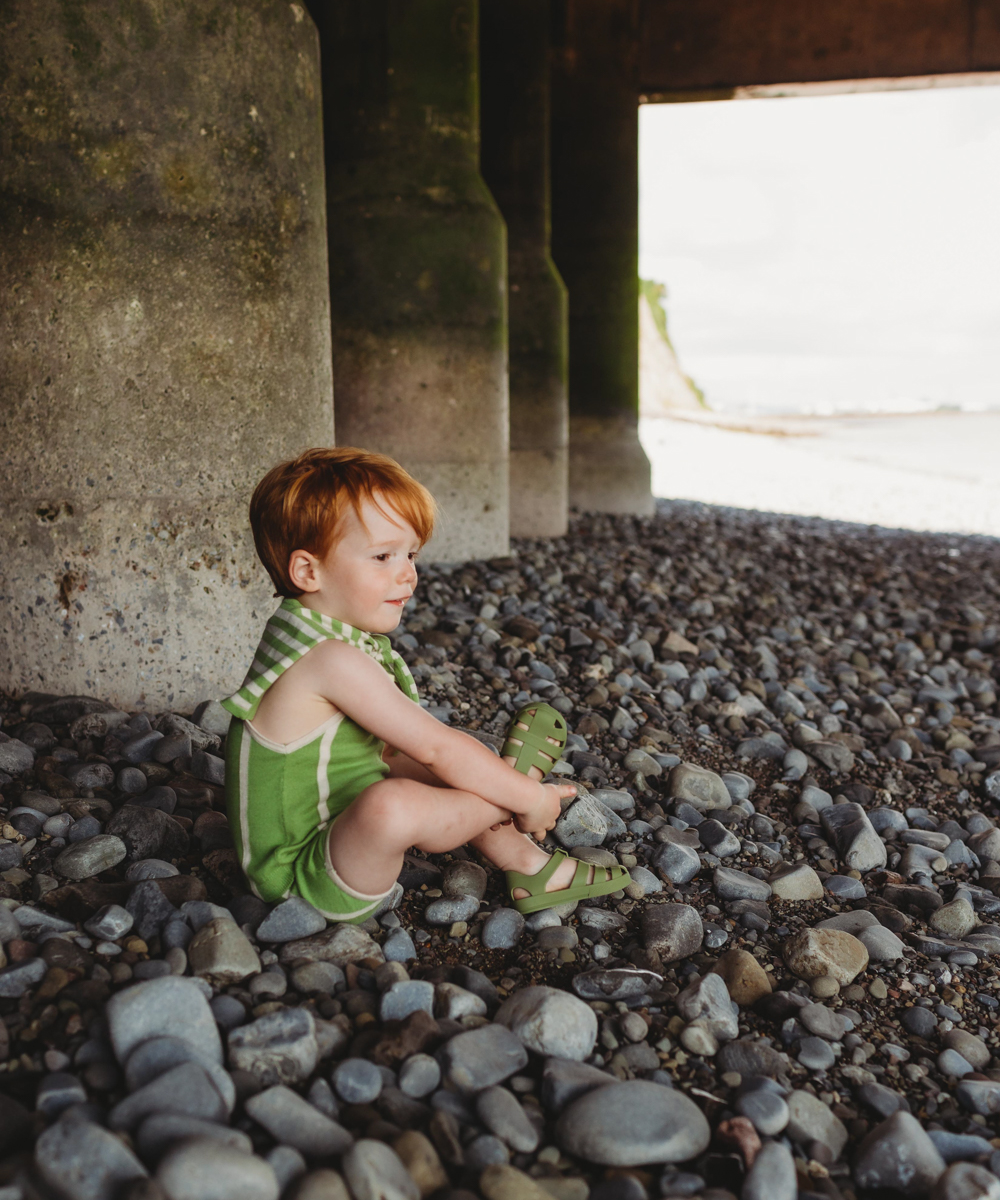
[2,499,1000,1200]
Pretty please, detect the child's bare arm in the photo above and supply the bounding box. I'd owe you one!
[300,640,567,825]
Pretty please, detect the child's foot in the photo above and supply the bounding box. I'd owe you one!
[505,845,630,913]
[507,842,614,900]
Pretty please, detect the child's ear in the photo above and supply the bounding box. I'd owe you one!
[288,548,320,593]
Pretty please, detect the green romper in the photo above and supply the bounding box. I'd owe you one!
[221,598,421,922]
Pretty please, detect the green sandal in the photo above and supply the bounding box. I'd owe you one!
[501,703,567,777]
[506,849,631,914]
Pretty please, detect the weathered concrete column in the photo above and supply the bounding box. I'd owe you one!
[317,1,509,561]
[0,1,334,710]
[551,0,654,515]
[480,0,569,538]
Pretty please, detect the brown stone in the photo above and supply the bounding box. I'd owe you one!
[7,939,37,963]
[783,928,869,986]
[371,1010,442,1067]
[481,1165,557,1200]
[46,880,131,921]
[393,1131,448,1198]
[155,874,209,907]
[715,1116,762,1167]
[36,966,74,1000]
[201,848,245,895]
[711,949,773,1006]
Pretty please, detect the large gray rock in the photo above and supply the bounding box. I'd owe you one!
[245,1086,353,1156]
[124,1036,236,1111]
[820,803,887,872]
[783,928,869,986]
[439,1023,529,1094]
[667,763,731,812]
[676,972,739,1042]
[35,1114,148,1200]
[341,1140,419,1200]
[109,1062,230,1131]
[556,1080,711,1166]
[853,1111,947,1194]
[642,903,703,962]
[105,805,189,861]
[495,986,597,1061]
[785,1090,848,1158]
[279,924,383,967]
[714,867,771,902]
[742,1139,796,1200]
[554,796,609,849]
[157,1138,279,1200]
[53,835,127,880]
[188,918,260,986]
[0,957,47,997]
[228,1007,318,1087]
[930,1163,1000,1200]
[652,839,701,885]
[256,898,329,943]
[106,976,222,1067]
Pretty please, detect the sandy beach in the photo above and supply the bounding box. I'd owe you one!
[640,409,1000,538]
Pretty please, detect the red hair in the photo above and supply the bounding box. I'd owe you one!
[250,447,436,597]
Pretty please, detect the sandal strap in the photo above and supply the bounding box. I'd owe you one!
[501,703,568,776]
[505,849,569,898]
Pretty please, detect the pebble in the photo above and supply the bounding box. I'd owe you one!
[642,903,704,962]
[736,1086,789,1135]
[477,1085,540,1152]
[333,1057,384,1105]
[556,1080,711,1166]
[382,928,417,962]
[482,907,525,949]
[423,893,481,926]
[398,1053,441,1098]
[711,948,772,1005]
[136,1114,253,1162]
[713,867,771,902]
[785,1089,848,1158]
[379,979,434,1022]
[495,985,597,1060]
[255,897,327,942]
[228,1007,318,1087]
[768,862,823,900]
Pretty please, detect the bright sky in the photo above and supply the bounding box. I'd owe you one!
[639,85,1000,415]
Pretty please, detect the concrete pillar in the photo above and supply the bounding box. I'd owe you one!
[550,0,654,515]
[316,1,509,562]
[0,1,334,710]
[480,0,569,539]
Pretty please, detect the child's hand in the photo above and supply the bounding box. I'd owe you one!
[516,782,576,841]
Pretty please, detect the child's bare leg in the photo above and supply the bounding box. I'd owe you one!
[492,719,611,897]
[326,776,510,895]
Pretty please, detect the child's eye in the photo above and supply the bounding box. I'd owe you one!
[374,553,390,562]
[408,551,419,562]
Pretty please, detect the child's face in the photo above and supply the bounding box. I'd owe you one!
[294,493,420,632]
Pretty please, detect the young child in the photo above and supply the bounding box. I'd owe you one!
[221,447,630,923]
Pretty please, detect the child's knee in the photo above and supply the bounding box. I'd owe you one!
[353,778,417,838]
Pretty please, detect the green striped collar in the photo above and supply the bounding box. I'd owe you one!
[222,597,419,721]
